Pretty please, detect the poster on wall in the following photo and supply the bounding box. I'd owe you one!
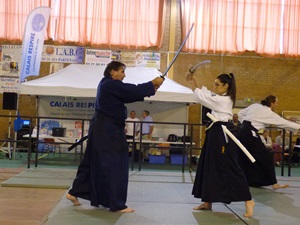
[111,50,121,61]
[119,51,136,67]
[135,52,160,69]
[42,45,84,64]
[85,49,111,66]
[0,77,19,93]
[84,49,161,69]
[0,45,22,77]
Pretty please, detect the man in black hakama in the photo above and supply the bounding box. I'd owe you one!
[67,61,164,212]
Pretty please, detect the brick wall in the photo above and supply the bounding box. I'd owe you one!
[1,0,300,147]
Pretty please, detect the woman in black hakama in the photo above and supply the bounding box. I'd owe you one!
[237,121,277,187]
[186,71,254,218]
[237,95,300,190]
[192,122,252,204]
[66,61,164,213]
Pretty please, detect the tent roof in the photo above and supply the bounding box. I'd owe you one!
[19,64,196,103]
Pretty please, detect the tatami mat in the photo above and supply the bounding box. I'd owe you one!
[1,167,77,189]
[2,168,300,224]
[44,175,300,225]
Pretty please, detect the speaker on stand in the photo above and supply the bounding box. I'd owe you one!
[2,92,18,110]
[1,92,18,159]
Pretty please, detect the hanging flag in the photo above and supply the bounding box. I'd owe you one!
[19,6,51,82]
[13,112,22,132]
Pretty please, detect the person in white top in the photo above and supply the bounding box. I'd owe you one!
[237,95,300,190]
[274,130,290,165]
[260,129,273,149]
[186,71,254,218]
[275,130,290,151]
[125,111,140,139]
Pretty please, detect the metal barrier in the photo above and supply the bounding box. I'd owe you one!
[1,114,297,176]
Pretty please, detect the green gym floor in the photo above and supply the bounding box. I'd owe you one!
[1,151,300,225]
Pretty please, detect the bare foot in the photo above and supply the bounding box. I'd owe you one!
[244,200,255,218]
[116,207,135,213]
[66,193,81,206]
[272,183,289,190]
[193,202,212,210]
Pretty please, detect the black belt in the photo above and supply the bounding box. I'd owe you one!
[94,110,125,128]
[242,120,258,132]
[142,133,149,135]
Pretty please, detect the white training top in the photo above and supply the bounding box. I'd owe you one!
[194,86,233,122]
[238,103,300,132]
[125,117,140,136]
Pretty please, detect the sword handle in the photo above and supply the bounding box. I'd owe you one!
[189,67,195,73]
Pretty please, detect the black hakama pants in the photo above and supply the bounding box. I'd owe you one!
[192,122,252,203]
[69,112,129,211]
[237,121,277,187]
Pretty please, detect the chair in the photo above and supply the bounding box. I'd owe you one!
[42,138,61,157]
[272,143,284,164]
[292,138,300,164]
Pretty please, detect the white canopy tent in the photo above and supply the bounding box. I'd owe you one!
[19,64,196,104]
[19,65,196,140]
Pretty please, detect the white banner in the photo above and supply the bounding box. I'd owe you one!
[38,96,95,119]
[38,96,95,138]
[20,7,51,82]
[42,45,84,63]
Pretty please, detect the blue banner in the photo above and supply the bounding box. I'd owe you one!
[20,7,51,82]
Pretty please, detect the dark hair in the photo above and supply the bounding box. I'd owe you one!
[143,110,150,116]
[103,61,126,77]
[261,95,276,107]
[263,129,269,134]
[217,73,236,107]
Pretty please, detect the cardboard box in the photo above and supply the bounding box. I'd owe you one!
[149,155,166,164]
[170,154,187,165]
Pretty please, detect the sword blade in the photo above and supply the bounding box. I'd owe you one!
[162,23,194,77]
[190,60,211,73]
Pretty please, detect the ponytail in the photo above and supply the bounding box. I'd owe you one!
[261,95,276,107]
[217,73,236,107]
